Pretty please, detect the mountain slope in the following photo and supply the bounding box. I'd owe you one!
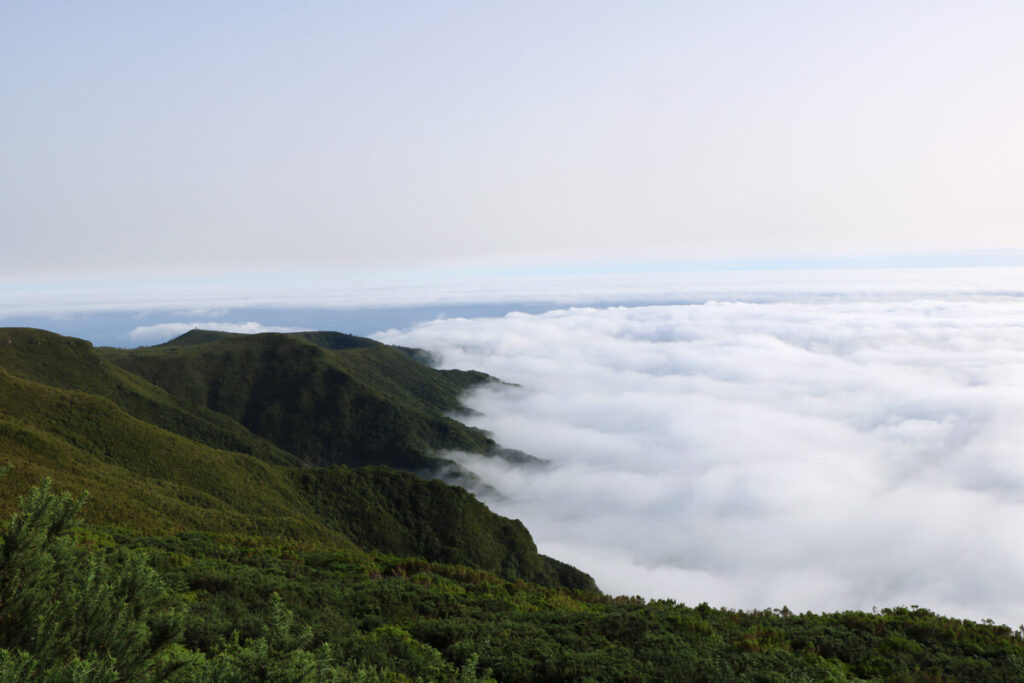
[295,465,595,590]
[0,365,343,541]
[99,329,496,470]
[0,327,594,591]
[0,327,299,466]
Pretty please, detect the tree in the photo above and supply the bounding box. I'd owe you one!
[0,475,186,681]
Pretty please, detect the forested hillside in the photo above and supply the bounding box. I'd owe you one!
[0,328,588,588]
[99,329,495,470]
[2,327,1023,681]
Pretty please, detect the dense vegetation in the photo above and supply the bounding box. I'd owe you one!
[0,328,588,586]
[99,329,495,470]
[2,327,1024,681]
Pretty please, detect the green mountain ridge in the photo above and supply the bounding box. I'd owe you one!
[99,328,497,471]
[0,327,589,591]
[1,327,301,466]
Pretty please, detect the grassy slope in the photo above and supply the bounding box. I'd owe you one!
[99,329,496,470]
[0,367,342,542]
[0,327,299,466]
[294,465,596,590]
[0,327,592,591]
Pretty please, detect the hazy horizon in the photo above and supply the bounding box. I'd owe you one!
[5,261,1024,347]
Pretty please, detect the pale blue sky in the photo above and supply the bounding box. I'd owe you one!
[3,2,1023,282]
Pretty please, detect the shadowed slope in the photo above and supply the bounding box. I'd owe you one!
[0,366,341,541]
[0,327,594,591]
[0,328,299,466]
[295,465,596,590]
[100,330,496,470]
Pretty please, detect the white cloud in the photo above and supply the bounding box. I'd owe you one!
[6,265,1024,318]
[128,321,303,345]
[380,298,1024,626]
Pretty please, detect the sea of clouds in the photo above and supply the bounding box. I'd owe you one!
[378,296,1024,627]
[16,262,1024,625]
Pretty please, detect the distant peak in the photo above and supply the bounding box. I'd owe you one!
[158,328,383,351]
[159,329,236,347]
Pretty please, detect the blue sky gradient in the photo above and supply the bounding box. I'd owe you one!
[3,2,1023,286]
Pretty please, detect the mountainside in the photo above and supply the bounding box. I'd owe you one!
[295,465,596,591]
[0,327,300,466]
[99,329,496,470]
[0,327,591,591]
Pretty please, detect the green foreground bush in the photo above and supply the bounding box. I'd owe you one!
[0,477,494,682]
[4,476,1024,682]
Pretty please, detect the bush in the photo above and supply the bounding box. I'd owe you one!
[0,477,186,681]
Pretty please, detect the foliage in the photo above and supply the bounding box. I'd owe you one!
[0,478,185,681]
[0,327,299,467]
[99,329,495,469]
[3,474,1024,683]
[295,465,596,590]
[95,522,1024,682]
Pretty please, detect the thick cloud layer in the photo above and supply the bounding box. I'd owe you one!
[378,299,1024,626]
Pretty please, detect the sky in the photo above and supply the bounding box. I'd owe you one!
[3,1,1024,289]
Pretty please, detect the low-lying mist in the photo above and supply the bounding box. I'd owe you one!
[378,298,1024,627]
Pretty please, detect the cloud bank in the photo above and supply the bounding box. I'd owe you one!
[6,264,1024,318]
[378,298,1024,626]
[128,321,302,345]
